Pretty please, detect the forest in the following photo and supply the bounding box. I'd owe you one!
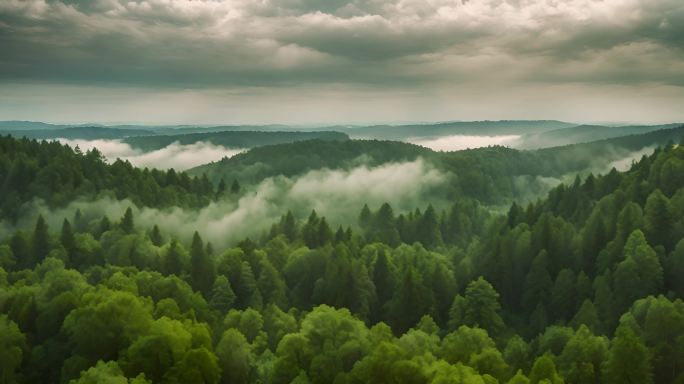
[1,130,684,384]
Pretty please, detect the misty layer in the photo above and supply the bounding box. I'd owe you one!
[58,138,244,171]
[408,135,521,151]
[0,159,445,247]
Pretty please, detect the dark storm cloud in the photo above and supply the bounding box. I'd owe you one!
[1,0,683,89]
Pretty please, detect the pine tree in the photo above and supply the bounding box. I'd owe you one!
[462,277,504,335]
[390,267,431,334]
[230,179,241,194]
[10,231,31,270]
[523,250,553,313]
[235,261,260,309]
[317,217,333,246]
[529,354,563,384]
[372,249,394,321]
[150,224,163,246]
[209,275,236,313]
[334,226,346,244]
[217,178,226,197]
[644,189,674,251]
[283,211,297,242]
[162,239,184,276]
[302,210,320,248]
[359,204,372,230]
[602,326,653,384]
[96,216,111,239]
[417,204,443,248]
[257,259,288,309]
[32,215,50,265]
[60,218,76,255]
[190,231,216,297]
[120,207,134,234]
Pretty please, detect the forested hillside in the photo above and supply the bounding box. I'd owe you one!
[0,136,217,220]
[1,134,684,383]
[516,123,682,149]
[194,125,684,204]
[123,131,348,152]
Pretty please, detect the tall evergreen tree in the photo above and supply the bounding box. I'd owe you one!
[190,231,216,297]
[150,224,163,246]
[209,275,236,313]
[120,207,134,234]
[461,277,504,335]
[216,178,226,197]
[32,215,50,266]
[230,179,241,194]
[644,189,674,251]
[602,325,653,384]
[282,211,297,242]
[60,218,76,257]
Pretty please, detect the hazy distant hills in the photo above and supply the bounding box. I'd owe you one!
[342,120,576,140]
[123,131,349,151]
[191,124,684,200]
[0,126,155,140]
[1,120,682,155]
[516,123,683,149]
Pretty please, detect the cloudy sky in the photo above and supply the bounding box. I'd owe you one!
[1,0,683,124]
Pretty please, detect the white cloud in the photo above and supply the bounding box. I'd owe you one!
[57,138,244,170]
[0,159,446,247]
[408,135,521,151]
[1,0,683,123]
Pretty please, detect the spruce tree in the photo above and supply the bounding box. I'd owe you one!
[120,207,134,234]
[190,231,216,297]
[602,326,653,384]
[209,275,236,313]
[32,215,50,266]
[150,224,163,246]
[60,218,76,255]
[230,179,241,194]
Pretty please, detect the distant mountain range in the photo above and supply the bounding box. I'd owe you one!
[1,120,682,152]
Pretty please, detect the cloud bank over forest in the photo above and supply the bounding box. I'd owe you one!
[409,135,521,151]
[0,159,446,247]
[1,0,683,123]
[58,139,244,170]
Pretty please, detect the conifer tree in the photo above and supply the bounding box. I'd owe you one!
[210,275,236,313]
[150,224,163,246]
[32,215,50,265]
[120,207,134,234]
[602,325,653,384]
[190,231,216,297]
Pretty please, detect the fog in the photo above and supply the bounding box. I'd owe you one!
[0,159,446,248]
[608,146,656,172]
[1,139,661,248]
[57,139,244,171]
[407,135,521,151]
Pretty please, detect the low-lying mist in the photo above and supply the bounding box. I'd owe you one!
[0,159,447,248]
[408,135,521,151]
[58,138,244,171]
[608,146,656,171]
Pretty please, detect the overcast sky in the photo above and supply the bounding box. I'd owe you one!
[1,0,683,125]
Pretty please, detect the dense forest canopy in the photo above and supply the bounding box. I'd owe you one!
[1,129,684,383]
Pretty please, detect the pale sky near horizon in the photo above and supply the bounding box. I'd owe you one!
[1,0,683,125]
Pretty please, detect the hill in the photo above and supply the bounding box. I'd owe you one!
[517,123,682,148]
[0,126,155,140]
[192,125,684,204]
[345,120,575,140]
[123,130,349,151]
[189,139,432,184]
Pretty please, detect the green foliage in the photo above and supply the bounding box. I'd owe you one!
[0,315,26,384]
[2,133,684,383]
